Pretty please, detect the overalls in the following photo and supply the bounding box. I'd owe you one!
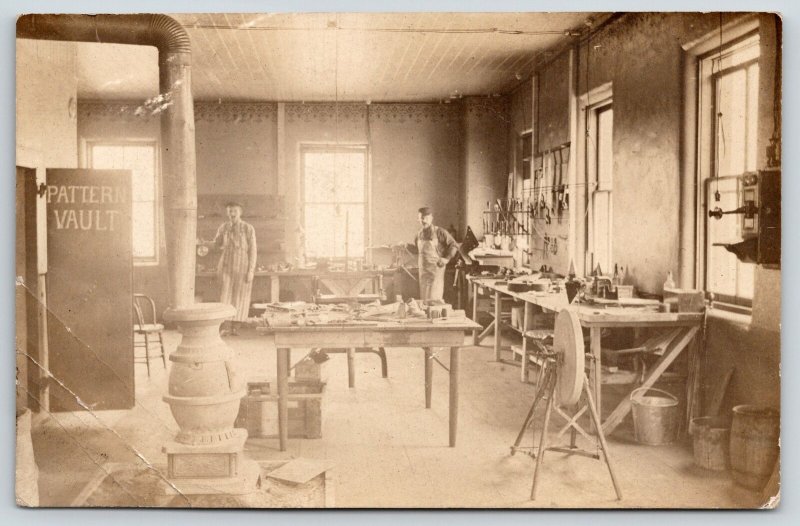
[417,226,446,300]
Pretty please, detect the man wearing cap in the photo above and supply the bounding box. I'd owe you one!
[406,207,458,301]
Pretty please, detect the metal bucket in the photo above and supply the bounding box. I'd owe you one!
[631,387,679,445]
[690,416,731,471]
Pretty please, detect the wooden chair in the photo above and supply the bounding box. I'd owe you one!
[133,293,166,376]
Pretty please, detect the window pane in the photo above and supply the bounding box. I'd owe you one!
[592,191,611,273]
[91,145,125,170]
[337,204,365,258]
[132,201,155,259]
[122,145,155,202]
[90,143,158,261]
[597,107,613,190]
[716,68,748,177]
[304,153,336,202]
[737,261,755,300]
[334,152,366,202]
[746,64,760,172]
[706,178,754,301]
[707,178,740,242]
[708,250,738,297]
[304,204,365,259]
[305,204,337,259]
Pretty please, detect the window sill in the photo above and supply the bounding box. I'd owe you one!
[707,306,752,329]
[134,260,160,268]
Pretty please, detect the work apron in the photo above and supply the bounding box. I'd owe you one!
[417,228,446,301]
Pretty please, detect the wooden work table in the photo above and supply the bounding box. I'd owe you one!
[467,276,705,435]
[257,318,481,451]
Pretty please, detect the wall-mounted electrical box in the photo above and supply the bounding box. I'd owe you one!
[709,168,781,267]
[752,168,781,266]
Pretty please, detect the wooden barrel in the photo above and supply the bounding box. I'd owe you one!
[690,416,730,471]
[729,405,780,490]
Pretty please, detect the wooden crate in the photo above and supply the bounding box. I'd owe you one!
[235,380,324,439]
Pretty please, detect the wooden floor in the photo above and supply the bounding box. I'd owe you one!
[30,328,763,508]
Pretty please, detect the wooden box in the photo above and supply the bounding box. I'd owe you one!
[663,287,705,313]
[236,380,325,439]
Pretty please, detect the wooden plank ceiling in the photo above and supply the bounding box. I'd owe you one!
[76,12,601,102]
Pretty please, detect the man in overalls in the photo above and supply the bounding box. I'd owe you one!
[409,207,458,301]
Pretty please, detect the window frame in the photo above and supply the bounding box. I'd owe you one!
[83,139,161,266]
[695,31,760,311]
[577,82,613,276]
[299,143,370,262]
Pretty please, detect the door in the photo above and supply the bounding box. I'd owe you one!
[45,169,134,411]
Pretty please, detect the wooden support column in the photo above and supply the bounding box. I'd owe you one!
[567,47,579,267]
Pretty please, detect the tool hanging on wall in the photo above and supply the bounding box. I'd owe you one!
[552,148,563,216]
[560,145,571,213]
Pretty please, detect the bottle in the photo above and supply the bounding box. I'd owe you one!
[613,264,620,286]
[395,295,407,319]
[664,271,676,290]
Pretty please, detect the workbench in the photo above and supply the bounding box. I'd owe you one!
[256,319,481,451]
[467,276,704,435]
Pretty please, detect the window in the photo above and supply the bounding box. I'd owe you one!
[87,141,159,263]
[301,145,368,260]
[587,102,613,275]
[698,33,759,307]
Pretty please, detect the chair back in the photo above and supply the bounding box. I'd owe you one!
[133,293,157,329]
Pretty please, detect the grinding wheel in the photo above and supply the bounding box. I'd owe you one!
[553,308,585,406]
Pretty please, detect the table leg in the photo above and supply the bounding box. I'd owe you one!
[347,348,355,388]
[424,347,433,408]
[494,290,502,361]
[521,302,531,382]
[472,282,479,346]
[590,327,602,426]
[449,346,460,447]
[602,326,699,435]
[277,347,290,452]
